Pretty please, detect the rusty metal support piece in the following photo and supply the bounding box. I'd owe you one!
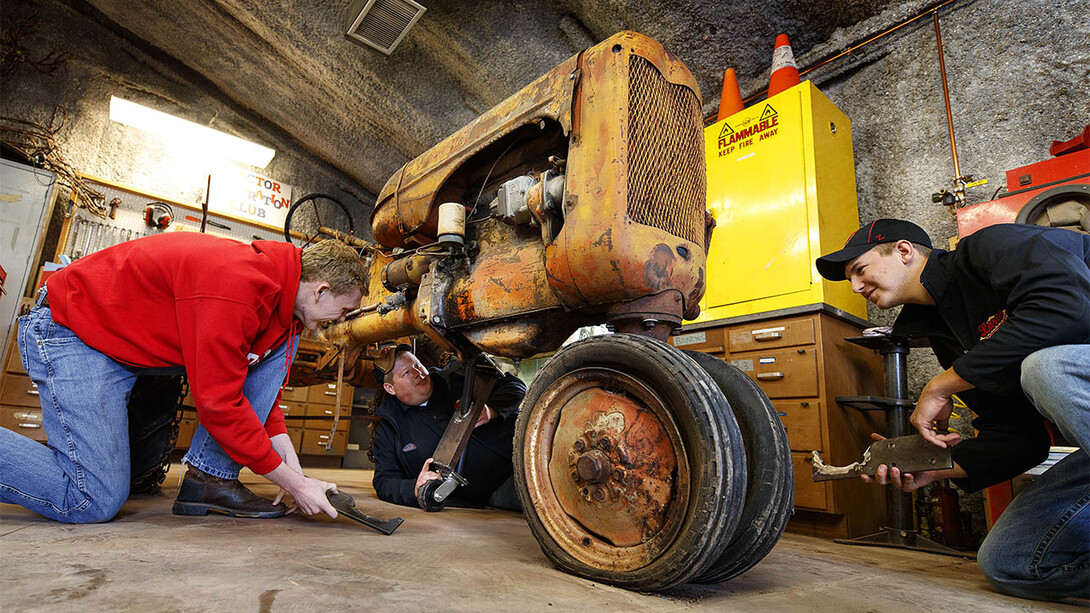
[415,355,503,510]
[606,291,684,342]
[811,435,953,482]
[432,355,502,463]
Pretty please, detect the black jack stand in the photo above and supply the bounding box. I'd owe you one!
[835,333,973,558]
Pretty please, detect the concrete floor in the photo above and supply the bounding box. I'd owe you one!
[0,465,1081,612]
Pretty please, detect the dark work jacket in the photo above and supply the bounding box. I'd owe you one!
[893,224,1090,491]
[372,367,527,508]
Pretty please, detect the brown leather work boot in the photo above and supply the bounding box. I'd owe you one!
[172,465,286,519]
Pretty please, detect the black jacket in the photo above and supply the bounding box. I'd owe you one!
[372,366,527,507]
[893,224,1090,491]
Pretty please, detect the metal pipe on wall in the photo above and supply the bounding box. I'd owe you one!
[933,10,963,184]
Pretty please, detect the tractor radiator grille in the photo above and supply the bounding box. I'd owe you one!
[626,55,706,249]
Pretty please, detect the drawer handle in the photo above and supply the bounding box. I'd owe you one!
[284,386,295,391]
[18,423,42,428]
[16,412,41,421]
[323,391,337,396]
[27,389,40,396]
[279,404,289,410]
[752,331,782,341]
[318,435,330,441]
[757,372,785,381]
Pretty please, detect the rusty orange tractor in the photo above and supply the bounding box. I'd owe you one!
[288,31,792,591]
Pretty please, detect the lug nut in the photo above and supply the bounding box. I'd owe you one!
[613,468,624,481]
[593,488,606,502]
[597,437,611,451]
[576,451,610,484]
[573,439,585,452]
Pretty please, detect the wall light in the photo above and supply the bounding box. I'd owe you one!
[109,97,275,168]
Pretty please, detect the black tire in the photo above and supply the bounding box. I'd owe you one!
[283,193,355,244]
[127,375,186,495]
[683,351,794,584]
[513,334,747,590]
[1014,184,1089,235]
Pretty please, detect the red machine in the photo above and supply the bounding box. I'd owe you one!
[956,125,1089,237]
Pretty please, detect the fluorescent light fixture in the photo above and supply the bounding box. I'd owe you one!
[109,97,275,168]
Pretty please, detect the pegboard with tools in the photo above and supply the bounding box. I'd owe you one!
[59,177,285,260]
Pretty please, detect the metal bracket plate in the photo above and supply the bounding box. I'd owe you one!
[811,435,953,482]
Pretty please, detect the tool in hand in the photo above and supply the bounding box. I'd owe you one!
[325,491,404,535]
[416,460,469,512]
[811,434,953,482]
[414,354,500,512]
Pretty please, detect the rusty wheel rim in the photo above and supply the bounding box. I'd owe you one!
[522,366,690,572]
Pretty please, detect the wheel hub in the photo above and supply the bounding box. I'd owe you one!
[547,371,681,549]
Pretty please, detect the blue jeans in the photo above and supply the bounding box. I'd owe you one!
[976,344,1090,601]
[0,306,294,523]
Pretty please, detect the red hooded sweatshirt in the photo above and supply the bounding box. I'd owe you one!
[47,232,301,475]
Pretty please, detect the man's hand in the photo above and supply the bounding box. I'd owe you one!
[415,458,442,493]
[474,405,494,429]
[910,367,971,448]
[262,462,339,518]
[862,462,944,492]
[860,433,967,492]
[269,433,304,511]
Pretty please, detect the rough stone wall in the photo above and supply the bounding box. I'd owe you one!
[4,0,1085,393]
[1,0,376,235]
[791,0,1089,397]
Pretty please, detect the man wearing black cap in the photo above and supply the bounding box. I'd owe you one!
[369,345,527,510]
[816,219,1089,602]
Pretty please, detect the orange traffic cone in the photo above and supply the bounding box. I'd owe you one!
[767,33,801,97]
[717,67,744,121]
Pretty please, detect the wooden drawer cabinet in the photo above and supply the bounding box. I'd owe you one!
[727,315,815,352]
[671,328,726,355]
[731,346,819,398]
[280,385,309,403]
[287,427,303,449]
[791,452,829,509]
[1,406,47,441]
[176,415,198,448]
[277,400,305,419]
[1,373,40,408]
[774,400,822,451]
[307,382,346,405]
[300,429,348,455]
[672,306,885,538]
[1,329,48,444]
[4,339,26,374]
[303,403,350,432]
[176,381,352,462]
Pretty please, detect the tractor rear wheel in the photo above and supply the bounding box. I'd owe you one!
[513,334,747,590]
[684,350,794,584]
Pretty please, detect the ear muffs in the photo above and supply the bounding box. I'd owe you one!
[143,202,174,230]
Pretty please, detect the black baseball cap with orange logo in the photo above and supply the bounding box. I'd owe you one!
[816,219,933,281]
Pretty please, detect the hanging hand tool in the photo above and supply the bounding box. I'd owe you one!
[811,435,952,482]
[325,491,404,535]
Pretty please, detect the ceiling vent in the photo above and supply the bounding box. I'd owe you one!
[345,0,426,55]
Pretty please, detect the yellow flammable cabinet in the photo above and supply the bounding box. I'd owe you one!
[698,80,866,321]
